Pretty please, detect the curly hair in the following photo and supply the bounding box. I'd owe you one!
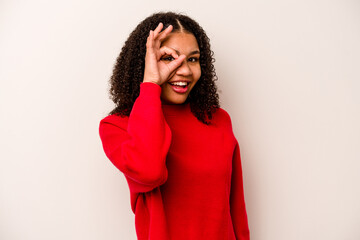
[109,12,219,124]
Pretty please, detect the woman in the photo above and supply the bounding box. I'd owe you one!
[99,12,250,240]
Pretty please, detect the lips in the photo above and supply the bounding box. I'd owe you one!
[168,81,190,93]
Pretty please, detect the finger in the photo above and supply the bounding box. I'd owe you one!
[146,30,157,51]
[146,30,152,48]
[152,22,164,38]
[157,25,173,42]
[166,54,186,73]
[159,46,179,59]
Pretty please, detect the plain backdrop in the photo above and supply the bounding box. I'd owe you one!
[1,0,359,239]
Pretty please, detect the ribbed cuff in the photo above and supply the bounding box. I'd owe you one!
[139,82,162,99]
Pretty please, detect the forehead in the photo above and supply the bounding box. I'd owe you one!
[161,32,199,54]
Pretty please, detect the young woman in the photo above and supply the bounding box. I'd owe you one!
[99,12,250,240]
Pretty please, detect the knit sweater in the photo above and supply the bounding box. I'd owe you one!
[99,82,250,240]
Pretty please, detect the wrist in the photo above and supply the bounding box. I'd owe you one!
[143,79,161,85]
[140,81,162,99]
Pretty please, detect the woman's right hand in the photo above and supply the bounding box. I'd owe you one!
[143,23,186,85]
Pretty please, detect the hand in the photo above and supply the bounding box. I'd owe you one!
[143,23,186,85]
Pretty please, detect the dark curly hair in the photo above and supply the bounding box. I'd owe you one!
[109,12,220,124]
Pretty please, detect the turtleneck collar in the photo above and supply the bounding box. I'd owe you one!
[161,102,191,116]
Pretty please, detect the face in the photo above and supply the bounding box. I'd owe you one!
[160,32,201,104]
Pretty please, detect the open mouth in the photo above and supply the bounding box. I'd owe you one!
[168,81,190,93]
[168,81,189,88]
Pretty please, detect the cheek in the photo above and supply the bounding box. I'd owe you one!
[192,65,201,81]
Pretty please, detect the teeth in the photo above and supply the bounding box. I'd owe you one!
[171,82,188,86]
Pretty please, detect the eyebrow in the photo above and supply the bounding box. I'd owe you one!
[174,49,200,56]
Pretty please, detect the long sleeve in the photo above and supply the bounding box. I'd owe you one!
[230,140,250,240]
[99,82,172,194]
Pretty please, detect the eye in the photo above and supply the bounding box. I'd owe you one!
[161,56,175,61]
[188,57,199,63]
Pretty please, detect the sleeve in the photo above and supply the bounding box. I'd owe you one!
[230,140,250,240]
[99,82,172,193]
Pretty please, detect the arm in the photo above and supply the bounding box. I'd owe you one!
[99,23,185,194]
[230,140,250,240]
[99,82,171,193]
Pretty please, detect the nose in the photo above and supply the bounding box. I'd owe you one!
[175,59,192,76]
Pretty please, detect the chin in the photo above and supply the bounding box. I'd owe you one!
[161,95,189,105]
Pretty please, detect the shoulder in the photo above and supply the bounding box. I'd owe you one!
[212,107,238,144]
[100,113,128,123]
[212,107,233,128]
[99,114,129,132]
[213,107,232,123]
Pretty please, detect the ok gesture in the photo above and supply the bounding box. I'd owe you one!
[143,23,186,85]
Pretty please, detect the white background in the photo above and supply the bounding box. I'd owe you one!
[1,0,359,239]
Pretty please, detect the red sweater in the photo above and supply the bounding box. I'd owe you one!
[99,82,250,240]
